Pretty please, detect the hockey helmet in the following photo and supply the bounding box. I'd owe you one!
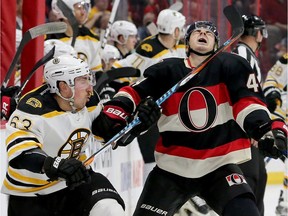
[44,55,92,93]
[185,21,220,49]
[156,9,186,34]
[51,0,91,20]
[100,44,121,64]
[44,39,77,57]
[242,15,268,38]
[110,20,138,44]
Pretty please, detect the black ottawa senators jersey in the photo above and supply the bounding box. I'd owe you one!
[2,85,101,196]
[116,52,271,178]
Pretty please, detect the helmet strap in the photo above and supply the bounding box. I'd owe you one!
[188,47,214,56]
[56,87,77,113]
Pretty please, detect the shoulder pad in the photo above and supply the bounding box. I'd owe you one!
[135,36,166,58]
[279,53,288,64]
[18,85,58,115]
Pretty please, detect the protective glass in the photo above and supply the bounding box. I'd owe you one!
[75,73,96,88]
[74,2,90,13]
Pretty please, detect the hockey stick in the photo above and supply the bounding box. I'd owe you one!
[94,67,140,93]
[100,0,120,50]
[84,5,244,166]
[57,0,78,47]
[13,46,56,101]
[169,1,183,11]
[1,22,67,90]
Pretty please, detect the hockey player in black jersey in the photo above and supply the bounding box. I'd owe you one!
[92,21,288,216]
[232,14,268,216]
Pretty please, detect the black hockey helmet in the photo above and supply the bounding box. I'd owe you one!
[242,15,268,38]
[184,21,220,49]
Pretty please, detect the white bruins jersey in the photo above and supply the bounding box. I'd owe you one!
[46,27,102,72]
[263,53,287,122]
[112,35,186,79]
[1,85,101,196]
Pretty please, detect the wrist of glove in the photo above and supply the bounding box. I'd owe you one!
[258,120,288,159]
[112,97,161,149]
[264,89,282,112]
[43,156,91,189]
[1,86,20,120]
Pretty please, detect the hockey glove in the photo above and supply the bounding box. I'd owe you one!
[264,88,282,112]
[92,99,132,142]
[113,97,161,149]
[43,156,91,190]
[258,119,288,159]
[1,86,20,120]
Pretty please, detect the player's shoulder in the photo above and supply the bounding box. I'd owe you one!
[135,35,166,58]
[18,85,59,115]
[279,53,288,64]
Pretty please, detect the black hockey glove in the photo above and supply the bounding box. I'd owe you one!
[258,119,288,159]
[113,97,161,149]
[43,156,91,190]
[92,98,133,142]
[1,86,20,120]
[264,88,282,112]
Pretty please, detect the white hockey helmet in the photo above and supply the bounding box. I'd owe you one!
[44,39,77,57]
[101,44,121,64]
[44,55,91,93]
[51,0,91,20]
[156,9,186,34]
[110,20,138,44]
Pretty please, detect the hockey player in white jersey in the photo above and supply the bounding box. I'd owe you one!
[100,44,121,72]
[1,55,125,216]
[112,8,186,78]
[110,20,138,59]
[48,0,102,72]
[263,52,288,216]
[44,39,77,57]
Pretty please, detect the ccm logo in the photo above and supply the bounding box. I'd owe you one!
[2,101,8,115]
[106,107,127,119]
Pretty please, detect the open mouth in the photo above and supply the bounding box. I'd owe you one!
[198,37,207,44]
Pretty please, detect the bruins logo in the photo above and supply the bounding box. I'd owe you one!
[26,98,42,108]
[141,43,153,52]
[58,128,90,158]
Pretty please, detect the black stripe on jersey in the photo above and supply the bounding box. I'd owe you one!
[7,137,40,151]
[160,120,247,150]
[18,85,61,115]
[6,173,47,188]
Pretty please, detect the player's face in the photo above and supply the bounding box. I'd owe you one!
[126,35,138,52]
[73,75,94,109]
[189,28,215,54]
[73,2,89,25]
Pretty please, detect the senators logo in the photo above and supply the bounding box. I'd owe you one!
[58,128,90,158]
[226,173,247,186]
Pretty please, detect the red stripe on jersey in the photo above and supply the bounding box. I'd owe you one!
[155,137,250,159]
[119,86,142,105]
[162,83,231,116]
[233,97,267,119]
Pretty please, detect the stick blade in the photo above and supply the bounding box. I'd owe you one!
[223,5,244,35]
[169,2,183,11]
[29,22,67,39]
